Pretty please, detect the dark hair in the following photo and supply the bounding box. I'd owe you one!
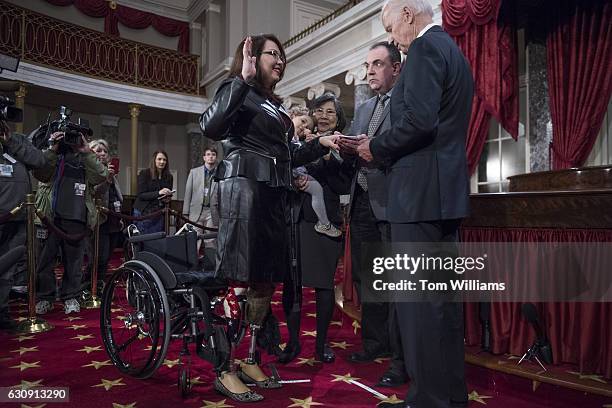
[150,150,170,180]
[228,34,286,104]
[310,93,347,132]
[370,41,402,64]
[204,147,217,155]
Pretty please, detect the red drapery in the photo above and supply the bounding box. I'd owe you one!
[462,226,612,378]
[442,0,519,174]
[43,0,189,53]
[547,0,612,169]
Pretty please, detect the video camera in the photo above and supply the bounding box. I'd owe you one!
[31,106,93,150]
[0,95,22,123]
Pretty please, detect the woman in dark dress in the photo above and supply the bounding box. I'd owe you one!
[132,150,173,233]
[279,93,350,364]
[200,34,338,402]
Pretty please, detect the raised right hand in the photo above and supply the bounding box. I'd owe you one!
[241,36,257,82]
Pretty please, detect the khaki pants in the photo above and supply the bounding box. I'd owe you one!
[194,207,216,251]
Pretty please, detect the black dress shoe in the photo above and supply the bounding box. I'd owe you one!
[378,371,408,387]
[349,350,391,363]
[315,344,335,363]
[278,343,301,364]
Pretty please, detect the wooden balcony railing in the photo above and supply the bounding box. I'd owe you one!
[283,0,365,48]
[0,1,199,95]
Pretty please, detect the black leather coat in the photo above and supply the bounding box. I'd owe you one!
[199,77,328,283]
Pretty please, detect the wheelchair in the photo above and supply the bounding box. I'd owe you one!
[99,224,248,397]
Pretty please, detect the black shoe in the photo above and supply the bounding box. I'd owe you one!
[278,342,301,364]
[378,371,408,387]
[0,318,18,332]
[315,344,335,363]
[237,365,282,389]
[349,350,391,363]
[214,376,264,402]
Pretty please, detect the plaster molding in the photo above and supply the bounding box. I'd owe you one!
[282,96,307,110]
[307,82,341,100]
[100,114,120,127]
[186,122,201,134]
[345,64,368,86]
[0,62,208,114]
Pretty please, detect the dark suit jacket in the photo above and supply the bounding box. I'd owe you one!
[370,25,473,223]
[346,93,391,222]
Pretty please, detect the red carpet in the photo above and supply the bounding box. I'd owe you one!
[1,255,611,407]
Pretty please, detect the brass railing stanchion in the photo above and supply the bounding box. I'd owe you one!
[84,199,102,309]
[164,202,170,235]
[17,194,53,334]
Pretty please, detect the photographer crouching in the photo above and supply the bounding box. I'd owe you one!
[32,123,108,315]
[0,111,47,331]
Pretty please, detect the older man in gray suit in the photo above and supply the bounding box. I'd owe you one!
[339,41,406,387]
[183,147,219,250]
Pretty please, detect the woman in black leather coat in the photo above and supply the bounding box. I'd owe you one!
[199,34,338,402]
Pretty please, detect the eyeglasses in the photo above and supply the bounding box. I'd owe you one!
[261,49,286,64]
[314,108,337,117]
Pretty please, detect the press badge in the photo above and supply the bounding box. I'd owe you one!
[0,163,13,177]
[36,228,48,240]
[74,182,86,196]
[113,200,121,213]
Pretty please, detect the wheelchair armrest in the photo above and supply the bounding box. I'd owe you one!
[128,231,166,243]
[198,233,217,240]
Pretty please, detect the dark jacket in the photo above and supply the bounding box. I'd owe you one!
[0,133,47,221]
[133,169,173,214]
[370,25,473,223]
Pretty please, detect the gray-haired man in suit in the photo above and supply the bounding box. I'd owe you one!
[339,41,406,387]
[183,147,219,250]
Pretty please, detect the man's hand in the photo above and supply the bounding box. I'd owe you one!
[77,134,91,153]
[159,187,173,196]
[356,137,374,163]
[48,131,64,152]
[318,134,340,152]
[336,133,367,158]
[303,128,316,143]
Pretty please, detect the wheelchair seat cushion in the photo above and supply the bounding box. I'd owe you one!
[175,269,228,291]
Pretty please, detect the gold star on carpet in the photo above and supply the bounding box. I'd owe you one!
[10,361,41,371]
[376,394,404,405]
[330,320,342,327]
[16,316,28,322]
[302,330,317,337]
[20,404,46,408]
[352,320,361,334]
[170,376,205,387]
[306,313,317,318]
[296,357,319,366]
[16,308,28,314]
[201,399,234,408]
[163,359,180,368]
[374,357,390,364]
[11,346,38,356]
[116,316,127,321]
[14,335,35,342]
[63,316,83,321]
[112,403,137,408]
[270,301,281,305]
[92,378,126,391]
[279,321,287,327]
[506,354,520,360]
[12,379,43,390]
[566,371,607,384]
[111,308,123,313]
[468,390,493,404]
[67,324,87,330]
[77,346,102,354]
[288,396,323,408]
[72,334,94,341]
[331,372,361,383]
[144,345,161,351]
[532,380,540,392]
[603,405,612,408]
[83,360,112,369]
[330,341,351,350]
[307,300,316,304]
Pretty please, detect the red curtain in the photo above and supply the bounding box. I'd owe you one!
[547,0,612,169]
[43,0,189,52]
[442,0,519,174]
[462,226,612,378]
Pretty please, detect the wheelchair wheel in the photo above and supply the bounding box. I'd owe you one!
[100,261,171,379]
[178,364,192,398]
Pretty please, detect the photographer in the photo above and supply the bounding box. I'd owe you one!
[32,130,108,315]
[83,139,123,293]
[0,120,47,331]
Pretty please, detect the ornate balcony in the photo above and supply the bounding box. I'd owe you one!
[0,1,199,95]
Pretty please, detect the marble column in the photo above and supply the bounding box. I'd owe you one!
[527,41,552,172]
[99,115,120,158]
[186,123,204,169]
[14,83,27,134]
[128,104,141,195]
[345,64,373,111]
